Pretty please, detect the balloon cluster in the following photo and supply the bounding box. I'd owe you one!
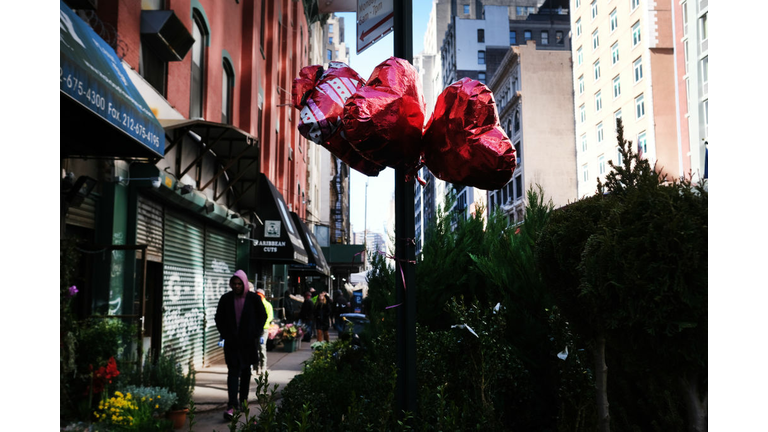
[292,57,516,191]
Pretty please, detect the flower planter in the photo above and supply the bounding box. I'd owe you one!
[283,338,299,353]
[167,408,188,429]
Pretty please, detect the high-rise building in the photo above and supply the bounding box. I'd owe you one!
[571,0,681,198]
[672,0,708,182]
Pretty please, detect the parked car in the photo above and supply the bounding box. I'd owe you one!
[339,313,369,335]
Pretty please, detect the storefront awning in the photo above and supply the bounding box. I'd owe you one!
[60,0,165,158]
[321,244,366,273]
[250,174,309,265]
[160,119,260,206]
[289,212,330,276]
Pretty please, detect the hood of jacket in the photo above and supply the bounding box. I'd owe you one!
[230,270,250,297]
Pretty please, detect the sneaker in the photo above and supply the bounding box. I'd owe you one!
[223,408,234,421]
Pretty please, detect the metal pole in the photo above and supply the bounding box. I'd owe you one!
[393,0,416,422]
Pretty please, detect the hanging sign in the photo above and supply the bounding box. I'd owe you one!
[356,0,394,54]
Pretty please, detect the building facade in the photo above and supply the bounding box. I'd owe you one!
[672,0,707,182]
[60,0,331,368]
[571,0,681,198]
[487,42,578,224]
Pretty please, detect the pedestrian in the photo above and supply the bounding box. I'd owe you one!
[333,289,350,335]
[299,291,314,343]
[253,282,273,376]
[215,270,268,421]
[314,292,332,342]
[283,290,295,323]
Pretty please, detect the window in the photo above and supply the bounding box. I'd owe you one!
[598,154,606,174]
[576,18,582,37]
[635,93,645,119]
[542,31,549,45]
[612,75,621,98]
[581,134,587,152]
[259,0,266,52]
[557,31,564,44]
[633,57,643,82]
[576,0,582,8]
[703,99,708,135]
[701,56,708,87]
[610,9,618,32]
[595,91,602,112]
[593,59,601,81]
[515,174,523,199]
[699,13,708,46]
[329,36,333,43]
[578,75,585,94]
[525,30,532,41]
[684,42,689,74]
[478,72,486,83]
[139,44,167,96]
[190,11,208,119]
[327,49,332,60]
[591,0,598,19]
[478,50,486,64]
[611,42,619,64]
[597,122,604,143]
[616,147,623,165]
[631,0,640,11]
[632,21,641,47]
[637,131,647,154]
[510,31,517,44]
[464,4,470,14]
[614,109,622,126]
[514,141,522,164]
[682,2,688,36]
[478,29,485,43]
[577,46,583,65]
[221,58,234,124]
[514,111,521,131]
[582,163,590,182]
[328,24,333,33]
[335,49,340,58]
[592,29,599,50]
[579,104,586,123]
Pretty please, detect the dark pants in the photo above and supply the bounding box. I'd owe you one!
[226,349,252,410]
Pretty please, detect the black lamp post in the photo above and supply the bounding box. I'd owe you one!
[393,0,417,422]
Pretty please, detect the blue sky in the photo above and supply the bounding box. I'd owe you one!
[339,2,433,235]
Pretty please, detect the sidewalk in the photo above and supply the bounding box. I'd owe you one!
[178,334,334,431]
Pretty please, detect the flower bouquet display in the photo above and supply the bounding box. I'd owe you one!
[280,324,304,353]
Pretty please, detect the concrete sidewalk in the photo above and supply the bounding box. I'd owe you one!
[178,335,333,431]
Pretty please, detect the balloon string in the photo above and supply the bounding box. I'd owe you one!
[377,250,415,310]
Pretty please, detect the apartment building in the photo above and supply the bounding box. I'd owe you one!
[571,0,680,198]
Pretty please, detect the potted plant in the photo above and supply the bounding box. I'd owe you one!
[280,324,303,352]
[138,352,196,429]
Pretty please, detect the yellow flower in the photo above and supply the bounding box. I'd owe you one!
[142,396,146,401]
[157,395,161,398]
[155,404,159,409]
[115,391,123,398]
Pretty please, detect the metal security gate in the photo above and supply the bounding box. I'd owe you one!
[203,227,238,366]
[162,210,206,370]
[136,195,164,262]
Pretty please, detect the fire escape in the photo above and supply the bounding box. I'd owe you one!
[330,157,349,244]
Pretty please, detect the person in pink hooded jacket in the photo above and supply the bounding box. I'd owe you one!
[215,270,268,420]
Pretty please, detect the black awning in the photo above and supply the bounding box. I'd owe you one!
[60,0,165,158]
[160,119,260,206]
[289,212,330,276]
[250,174,309,264]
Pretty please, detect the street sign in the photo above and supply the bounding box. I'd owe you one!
[357,0,394,54]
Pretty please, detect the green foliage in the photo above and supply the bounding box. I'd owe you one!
[535,117,706,430]
[124,352,196,410]
[118,385,178,415]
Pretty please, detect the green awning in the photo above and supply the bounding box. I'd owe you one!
[60,0,165,158]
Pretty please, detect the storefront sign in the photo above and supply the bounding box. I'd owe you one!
[60,0,165,157]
